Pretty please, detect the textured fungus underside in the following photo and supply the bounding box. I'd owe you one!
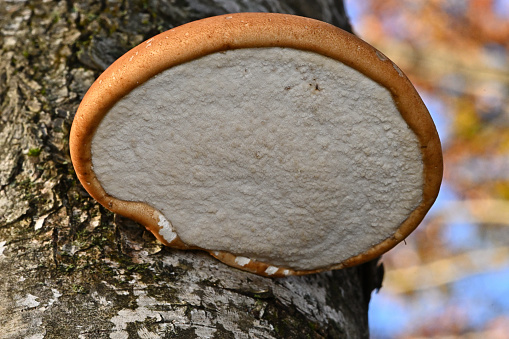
[91,47,423,271]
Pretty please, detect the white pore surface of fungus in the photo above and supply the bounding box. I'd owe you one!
[92,48,423,270]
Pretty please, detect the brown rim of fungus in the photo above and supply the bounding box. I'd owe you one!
[70,13,443,277]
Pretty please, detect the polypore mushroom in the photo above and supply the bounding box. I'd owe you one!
[70,13,442,277]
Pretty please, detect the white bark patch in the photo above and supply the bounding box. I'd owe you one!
[107,288,273,339]
[25,334,45,339]
[109,292,187,339]
[16,293,40,309]
[47,289,62,307]
[34,213,49,230]
[110,306,164,339]
[137,327,161,339]
[190,309,217,338]
[273,272,349,326]
[0,240,6,256]
[92,47,423,270]
[91,291,111,306]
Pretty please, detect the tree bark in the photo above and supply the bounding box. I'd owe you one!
[0,1,381,338]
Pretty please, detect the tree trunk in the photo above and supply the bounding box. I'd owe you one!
[0,1,381,337]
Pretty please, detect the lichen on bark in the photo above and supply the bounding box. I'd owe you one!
[0,1,378,338]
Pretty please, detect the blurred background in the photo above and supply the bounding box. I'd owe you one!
[344,1,509,338]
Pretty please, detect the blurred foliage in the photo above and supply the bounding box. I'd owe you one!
[347,0,509,338]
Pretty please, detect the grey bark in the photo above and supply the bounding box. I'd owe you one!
[0,0,381,338]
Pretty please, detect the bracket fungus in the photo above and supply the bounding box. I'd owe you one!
[70,13,442,277]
